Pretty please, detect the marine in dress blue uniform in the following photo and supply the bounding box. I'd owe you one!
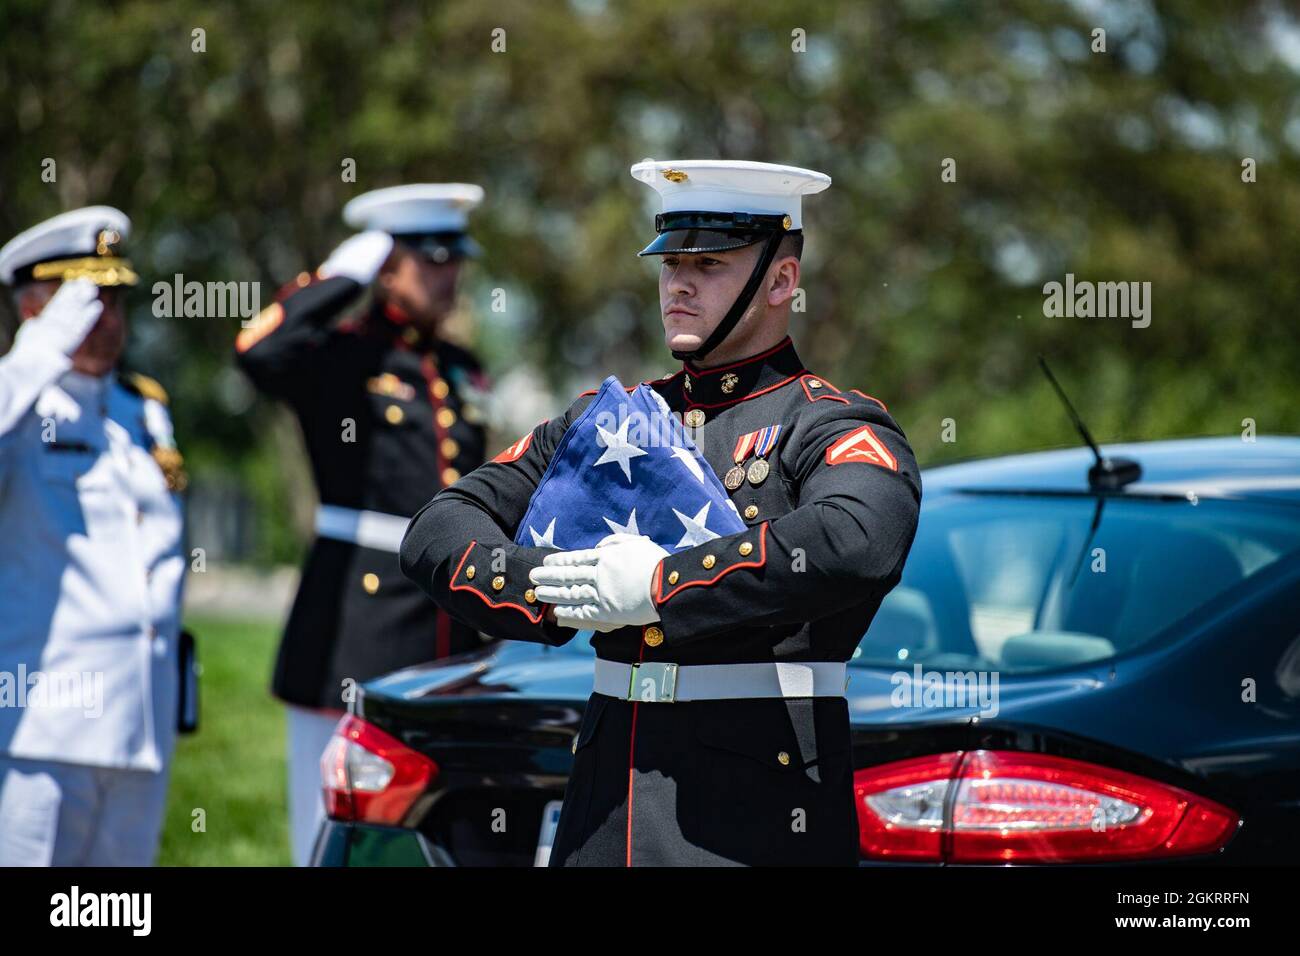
[233,184,495,864]
[0,207,186,866]
[401,161,922,865]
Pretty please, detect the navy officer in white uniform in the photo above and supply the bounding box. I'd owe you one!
[0,206,186,866]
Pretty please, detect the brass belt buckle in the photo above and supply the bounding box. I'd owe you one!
[627,662,678,703]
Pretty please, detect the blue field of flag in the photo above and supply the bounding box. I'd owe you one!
[514,375,746,553]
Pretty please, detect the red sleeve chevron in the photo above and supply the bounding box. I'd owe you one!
[492,431,534,464]
[825,423,898,470]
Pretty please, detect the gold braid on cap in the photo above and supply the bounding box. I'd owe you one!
[31,256,139,286]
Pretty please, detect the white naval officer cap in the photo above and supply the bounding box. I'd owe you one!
[343,183,485,262]
[629,159,831,255]
[0,205,138,287]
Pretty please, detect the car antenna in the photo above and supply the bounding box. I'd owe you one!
[1037,356,1141,491]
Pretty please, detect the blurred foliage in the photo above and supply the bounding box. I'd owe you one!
[2,0,1298,560]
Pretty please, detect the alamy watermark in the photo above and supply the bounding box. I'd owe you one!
[890,664,999,718]
[152,274,261,322]
[1042,273,1151,328]
[0,665,103,718]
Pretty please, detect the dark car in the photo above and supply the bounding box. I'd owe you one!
[312,436,1300,866]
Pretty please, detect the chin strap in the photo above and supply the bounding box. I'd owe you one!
[671,227,786,363]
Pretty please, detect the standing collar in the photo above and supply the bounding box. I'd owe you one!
[369,299,440,352]
[679,335,806,407]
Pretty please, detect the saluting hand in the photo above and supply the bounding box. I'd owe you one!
[318,230,395,284]
[530,533,668,633]
[14,278,103,358]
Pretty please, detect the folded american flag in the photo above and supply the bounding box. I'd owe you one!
[514,375,746,553]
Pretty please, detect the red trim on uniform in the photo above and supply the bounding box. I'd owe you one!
[234,303,284,353]
[448,540,544,623]
[450,540,475,575]
[420,355,448,480]
[578,383,641,398]
[492,431,533,463]
[653,523,769,605]
[683,335,793,376]
[825,424,898,470]
[849,389,888,411]
[800,374,850,404]
[273,272,317,301]
[681,371,806,410]
[383,301,412,325]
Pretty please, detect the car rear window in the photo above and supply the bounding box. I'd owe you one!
[855,493,1300,674]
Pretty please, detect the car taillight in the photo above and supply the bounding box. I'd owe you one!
[855,749,1239,863]
[320,714,439,825]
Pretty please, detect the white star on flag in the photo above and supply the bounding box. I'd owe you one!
[672,501,722,549]
[671,445,706,483]
[529,517,558,547]
[592,416,648,483]
[603,508,640,536]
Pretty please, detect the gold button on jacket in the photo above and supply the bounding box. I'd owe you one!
[234,281,493,710]
[395,334,921,868]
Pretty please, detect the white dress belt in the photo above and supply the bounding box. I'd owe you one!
[593,658,848,703]
[315,504,411,554]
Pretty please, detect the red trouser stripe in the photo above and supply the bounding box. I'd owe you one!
[626,702,639,867]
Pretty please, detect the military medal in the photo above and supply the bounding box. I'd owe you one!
[366,373,416,402]
[746,424,782,487]
[727,429,760,490]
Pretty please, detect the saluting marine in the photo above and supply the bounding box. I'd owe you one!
[234,184,495,866]
[401,161,922,866]
[0,207,186,866]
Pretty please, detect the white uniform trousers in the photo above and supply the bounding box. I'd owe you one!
[286,705,345,867]
[0,756,171,866]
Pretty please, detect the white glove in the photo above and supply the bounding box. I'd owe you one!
[318,230,394,284]
[530,533,669,632]
[13,278,103,359]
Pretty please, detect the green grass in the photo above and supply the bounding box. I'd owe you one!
[158,615,291,866]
